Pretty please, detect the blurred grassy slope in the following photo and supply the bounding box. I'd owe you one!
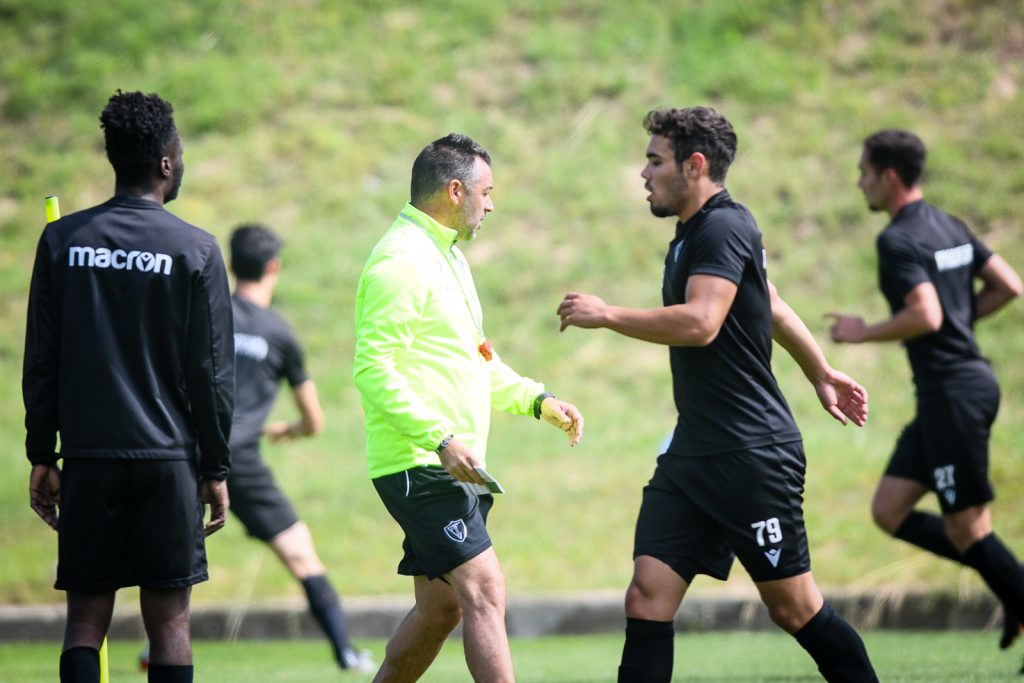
[1,0,1021,603]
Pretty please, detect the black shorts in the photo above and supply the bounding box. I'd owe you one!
[373,466,493,580]
[56,459,208,593]
[227,448,300,542]
[885,362,1000,513]
[633,442,811,583]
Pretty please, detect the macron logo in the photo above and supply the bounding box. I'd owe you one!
[68,245,173,276]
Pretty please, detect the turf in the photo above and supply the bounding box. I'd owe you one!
[0,631,1021,682]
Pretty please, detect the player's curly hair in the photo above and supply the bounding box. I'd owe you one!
[643,107,737,184]
[410,133,491,204]
[862,129,926,188]
[99,90,178,184]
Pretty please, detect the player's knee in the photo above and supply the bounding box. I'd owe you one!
[765,600,813,634]
[420,595,462,633]
[624,578,669,620]
[870,497,901,535]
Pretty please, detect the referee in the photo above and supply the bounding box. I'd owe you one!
[558,107,877,682]
[24,91,233,683]
[829,129,1024,661]
[354,133,583,682]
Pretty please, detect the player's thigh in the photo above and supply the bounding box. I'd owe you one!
[708,443,812,583]
[633,454,733,584]
[228,460,300,542]
[57,460,134,592]
[131,460,208,588]
[920,371,999,513]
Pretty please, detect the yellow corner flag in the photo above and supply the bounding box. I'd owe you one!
[45,194,109,681]
[45,195,61,222]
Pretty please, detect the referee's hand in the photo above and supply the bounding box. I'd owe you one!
[438,437,486,485]
[200,478,230,536]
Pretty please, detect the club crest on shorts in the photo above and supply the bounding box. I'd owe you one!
[444,519,468,543]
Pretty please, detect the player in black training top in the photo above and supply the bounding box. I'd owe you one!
[226,224,373,673]
[24,91,233,683]
[558,107,878,682]
[829,129,1024,665]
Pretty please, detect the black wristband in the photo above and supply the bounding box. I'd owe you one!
[533,392,555,419]
[435,434,454,454]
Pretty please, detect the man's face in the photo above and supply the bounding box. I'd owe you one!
[453,157,494,241]
[164,133,185,204]
[857,149,887,213]
[641,135,688,218]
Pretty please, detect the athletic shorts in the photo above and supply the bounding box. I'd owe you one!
[373,465,493,580]
[227,448,300,541]
[56,459,208,592]
[633,442,811,583]
[885,361,1000,513]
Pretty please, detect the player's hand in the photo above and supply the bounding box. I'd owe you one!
[264,421,296,443]
[825,312,867,343]
[814,368,869,427]
[437,437,486,485]
[540,397,584,447]
[29,464,61,531]
[200,478,230,537]
[557,292,609,332]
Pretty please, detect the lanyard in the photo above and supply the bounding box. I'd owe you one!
[400,212,487,341]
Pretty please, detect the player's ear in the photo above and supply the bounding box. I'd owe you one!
[265,258,281,276]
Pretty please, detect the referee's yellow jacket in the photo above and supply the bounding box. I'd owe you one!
[353,202,544,479]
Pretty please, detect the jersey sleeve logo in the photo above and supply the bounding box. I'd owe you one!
[934,243,973,272]
[234,333,269,361]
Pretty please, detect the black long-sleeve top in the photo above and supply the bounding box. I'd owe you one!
[23,196,234,480]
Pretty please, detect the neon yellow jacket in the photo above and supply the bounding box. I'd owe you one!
[354,203,545,478]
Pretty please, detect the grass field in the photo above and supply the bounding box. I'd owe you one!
[1,0,1023,604]
[1,632,1022,682]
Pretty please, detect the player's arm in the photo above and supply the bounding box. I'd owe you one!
[975,254,1022,320]
[557,274,737,347]
[23,231,61,470]
[186,240,235,482]
[265,380,324,443]
[827,281,942,344]
[770,281,868,427]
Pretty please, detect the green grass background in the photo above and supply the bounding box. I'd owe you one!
[1,633,1021,682]
[1,0,1022,606]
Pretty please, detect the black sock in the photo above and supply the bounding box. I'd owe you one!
[59,646,100,683]
[962,534,1024,622]
[617,617,674,683]
[894,511,962,561]
[793,604,878,682]
[147,663,194,683]
[302,574,355,668]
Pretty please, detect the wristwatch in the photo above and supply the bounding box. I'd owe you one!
[435,434,455,454]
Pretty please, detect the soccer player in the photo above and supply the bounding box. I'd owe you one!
[226,223,373,673]
[24,90,233,683]
[557,106,878,682]
[828,129,1024,658]
[353,133,584,682]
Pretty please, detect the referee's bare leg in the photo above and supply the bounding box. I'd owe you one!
[373,548,513,683]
